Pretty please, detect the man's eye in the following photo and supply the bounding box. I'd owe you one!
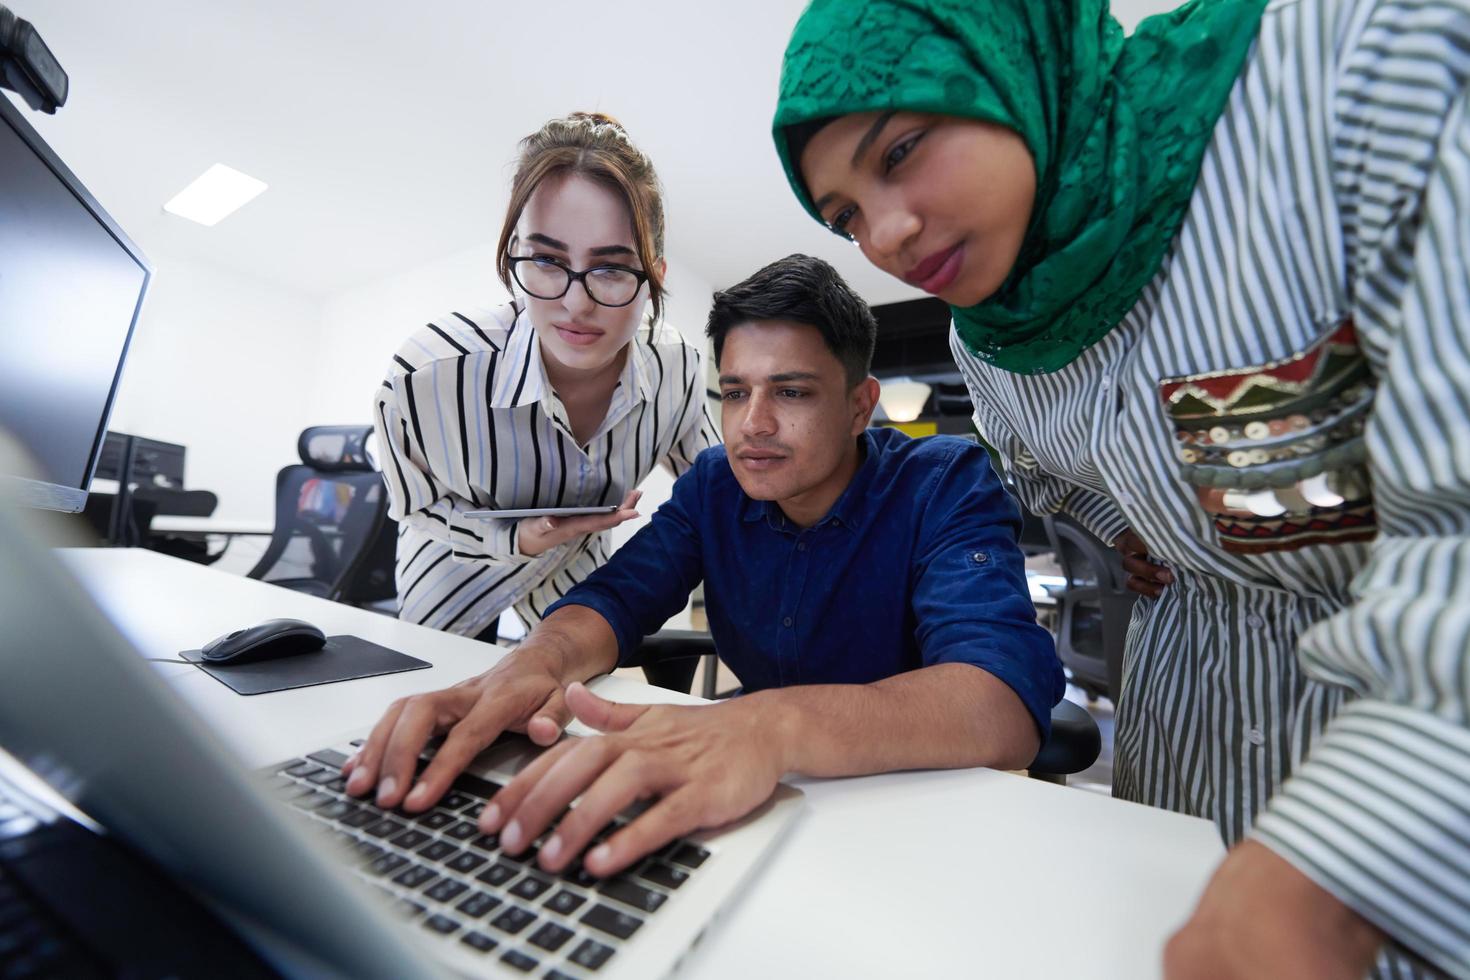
[779,389,806,399]
[884,134,921,172]
[721,390,746,402]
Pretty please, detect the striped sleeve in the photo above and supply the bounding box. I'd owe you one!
[661,349,720,477]
[1252,35,1470,975]
[964,376,1129,545]
[374,372,542,570]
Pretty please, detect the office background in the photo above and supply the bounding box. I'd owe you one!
[8,0,1172,533]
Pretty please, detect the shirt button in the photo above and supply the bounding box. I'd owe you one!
[1246,614,1265,629]
[782,616,793,628]
[1246,727,1265,746]
[1116,492,1134,507]
[797,542,807,552]
[971,551,988,564]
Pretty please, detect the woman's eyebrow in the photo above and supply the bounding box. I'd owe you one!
[850,111,897,167]
[812,111,898,212]
[525,232,568,251]
[589,244,635,257]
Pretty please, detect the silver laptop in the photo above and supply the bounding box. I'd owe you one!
[0,497,803,978]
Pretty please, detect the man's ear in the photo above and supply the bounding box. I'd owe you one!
[655,256,667,279]
[851,376,881,435]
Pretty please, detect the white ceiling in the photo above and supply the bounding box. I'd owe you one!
[15,0,1173,306]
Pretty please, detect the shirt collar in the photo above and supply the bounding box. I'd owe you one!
[489,307,660,411]
[738,430,879,533]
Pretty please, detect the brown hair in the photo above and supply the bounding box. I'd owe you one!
[496,111,667,322]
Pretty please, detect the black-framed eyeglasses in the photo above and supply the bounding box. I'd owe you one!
[507,256,649,308]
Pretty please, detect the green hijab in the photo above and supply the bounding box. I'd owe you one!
[773,0,1268,375]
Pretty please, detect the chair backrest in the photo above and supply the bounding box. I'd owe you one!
[246,426,390,601]
[1042,514,1137,701]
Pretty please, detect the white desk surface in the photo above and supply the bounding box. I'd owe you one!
[149,515,276,535]
[60,547,1223,980]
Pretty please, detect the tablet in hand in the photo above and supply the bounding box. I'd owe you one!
[462,505,620,520]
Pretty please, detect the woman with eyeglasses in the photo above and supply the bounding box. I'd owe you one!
[373,112,716,643]
[773,1,1469,976]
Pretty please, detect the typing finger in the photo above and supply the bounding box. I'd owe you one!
[480,735,581,834]
[500,739,626,861]
[374,688,473,809]
[584,786,704,878]
[400,688,524,812]
[538,751,658,874]
[344,697,409,794]
[525,684,572,747]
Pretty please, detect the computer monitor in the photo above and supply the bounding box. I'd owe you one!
[0,93,151,513]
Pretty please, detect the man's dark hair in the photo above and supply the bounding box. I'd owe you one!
[706,254,877,387]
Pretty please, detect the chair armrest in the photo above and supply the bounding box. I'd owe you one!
[1028,699,1101,779]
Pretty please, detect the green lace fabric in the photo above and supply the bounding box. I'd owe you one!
[773,0,1268,375]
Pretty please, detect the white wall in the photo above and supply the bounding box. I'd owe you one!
[311,248,719,547]
[107,253,323,522]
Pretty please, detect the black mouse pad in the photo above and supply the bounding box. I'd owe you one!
[178,635,431,696]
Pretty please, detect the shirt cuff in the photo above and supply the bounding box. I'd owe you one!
[1060,490,1130,546]
[1251,699,1470,976]
[449,514,539,566]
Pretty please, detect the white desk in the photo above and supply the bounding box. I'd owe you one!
[60,548,1223,979]
[149,515,275,536]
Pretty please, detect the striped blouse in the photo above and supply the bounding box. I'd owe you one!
[952,0,1470,974]
[373,302,718,639]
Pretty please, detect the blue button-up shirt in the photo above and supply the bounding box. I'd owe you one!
[547,427,1063,736]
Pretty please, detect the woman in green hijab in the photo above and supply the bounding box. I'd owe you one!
[775,1,1470,977]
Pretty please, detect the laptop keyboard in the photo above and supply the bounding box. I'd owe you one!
[268,746,710,977]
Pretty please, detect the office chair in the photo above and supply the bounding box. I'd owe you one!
[1042,514,1137,704]
[130,486,222,563]
[626,630,1101,784]
[247,426,391,602]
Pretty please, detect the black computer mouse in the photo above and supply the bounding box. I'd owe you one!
[200,618,327,665]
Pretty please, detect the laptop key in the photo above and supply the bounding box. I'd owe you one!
[477,863,518,888]
[394,898,427,918]
[527,921,574,953]
[306,768,342,785]
[544,889,587,916]
[315,799,356,821]
[369,853,410,877]
[455,891,502,919]
[290,790,330,810]
[441,792,476,811]
[546,971,579,980]
[389,829,433,851]
[499,949,539,973]
[342,809,379,829]
[580,904,643,940]
[425,878,469,904]
[391,865,439,890]
[423,913,460,935]
[282,761,321,778]
[308,748,351,769]
[452,773,503,799]
[469,833,500,852]
[418,840,460,863]
[415,811,456,830]
[446,851,488,874]
[460,931,498,954]
[364,817,408,839]
[508,874,553,902]
[598,878,667,913]
[638,862,689,890]
[489,905,537,935]
[444,820,480,841]
[569,938,616,971]
[668,843,710,868]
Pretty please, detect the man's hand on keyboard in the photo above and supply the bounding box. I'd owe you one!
[482,682,786,877]
[340,648,572,812]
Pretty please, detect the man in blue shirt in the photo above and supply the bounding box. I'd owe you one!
[347,254,1063,878]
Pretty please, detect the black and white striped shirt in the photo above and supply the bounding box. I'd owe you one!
[951,0,1470,974]
[373,302,718,638]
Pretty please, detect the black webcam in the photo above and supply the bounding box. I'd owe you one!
[0,5,66,113]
